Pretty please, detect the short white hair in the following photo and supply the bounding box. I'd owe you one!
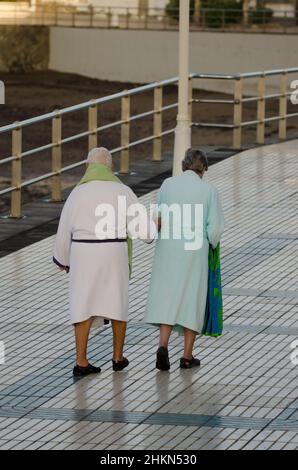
[86,147,112,167]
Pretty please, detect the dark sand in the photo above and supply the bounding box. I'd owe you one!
[0,70,297,212]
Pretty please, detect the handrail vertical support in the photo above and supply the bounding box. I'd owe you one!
[153,86,163,162]
[126,8,130,29]
[188,76,193,123]
[11,124,22,218]
[120,94,130,174]
[257,75,266,145]
[233,77,243,149]
[279,72,288,140]
[88,101,98,150]
[72,7,75,27]
[90,5,93,28]
[51,111,62,202]
[54,3,58,26]
[108,7,112,28]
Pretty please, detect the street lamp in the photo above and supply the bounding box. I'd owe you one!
[173,0,191,176]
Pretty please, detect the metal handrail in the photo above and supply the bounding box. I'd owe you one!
[0,106,179,167]
[1,68,297,136]
[194,68,298,80]
[1,5,298,33]
[0,76,180,135]
[1,68,298,218]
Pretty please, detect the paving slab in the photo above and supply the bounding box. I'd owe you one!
[0,140,297,450]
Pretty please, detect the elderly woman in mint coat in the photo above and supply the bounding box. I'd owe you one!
[145,148,224,371]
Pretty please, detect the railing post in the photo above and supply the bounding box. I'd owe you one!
[153,86,163,162]
[88,101,98,150]
[257,74,266,145]
[163,9,167,29]
[233,77,243,149]
[262,9,266,32]
[72,7,75,27]
[89,5,93,28]
[194,0,201,26]
[51,111,62,202]
[120,94,130,174]
[11,124,22,218]
[54,3,58,26]
[279,72,288,140]
[202,9,206,29]
[126,8,130,29]
[243,0,249,29]
[222,9,225,31]
[41,3,45,25]
[188,76,193,122]
[107,8,112,28]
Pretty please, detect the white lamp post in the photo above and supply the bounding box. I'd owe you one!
[173,0,191,176]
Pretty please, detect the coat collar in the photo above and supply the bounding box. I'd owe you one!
[183,170,202,180]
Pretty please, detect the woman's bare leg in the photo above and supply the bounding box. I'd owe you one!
[74,318,94,367]
[183,328,197,360]
[159,325,173,349]
[112,320,127,362]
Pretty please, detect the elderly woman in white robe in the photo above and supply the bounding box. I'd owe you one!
[54,147,154,376]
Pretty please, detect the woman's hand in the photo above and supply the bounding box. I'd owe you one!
[156,217,161,232]
[59,266,69,273]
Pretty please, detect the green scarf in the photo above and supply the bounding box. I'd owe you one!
[78,163,133,278]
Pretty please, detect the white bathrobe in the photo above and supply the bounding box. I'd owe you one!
[53,181,152,326]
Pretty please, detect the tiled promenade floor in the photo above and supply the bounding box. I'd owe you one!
[0,141,297,450]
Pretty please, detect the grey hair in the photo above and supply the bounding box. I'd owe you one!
[86,147,113,167]
[182,148,208,174]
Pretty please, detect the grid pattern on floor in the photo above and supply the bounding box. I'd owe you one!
[0,140,297,450]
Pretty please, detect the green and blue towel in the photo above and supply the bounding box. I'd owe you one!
[202,243,223,337]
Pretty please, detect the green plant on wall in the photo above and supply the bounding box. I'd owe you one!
[165,0,273,28]
[165,0,195,21]
[248,7,273,25]
[201,0,243,28]
[166,0,243,27]
[0,26,49,73]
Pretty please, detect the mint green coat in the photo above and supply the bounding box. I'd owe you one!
[144,170,224,335]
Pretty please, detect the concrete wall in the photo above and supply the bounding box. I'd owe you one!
[49,27,298,94]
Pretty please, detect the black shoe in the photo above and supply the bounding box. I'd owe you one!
[112,357,129,372]
[156,347,170,371]
[73,363,101,377]
[180,357,201,369]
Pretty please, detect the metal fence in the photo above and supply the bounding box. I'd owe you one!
[0,5,298,33]
[0,68,298,218]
